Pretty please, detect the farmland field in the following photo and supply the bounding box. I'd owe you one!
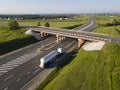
[95,26,120,36]
[17,15,88,28]
[18,19,88,29]
[95,16,120,25]
[94,16,120,36]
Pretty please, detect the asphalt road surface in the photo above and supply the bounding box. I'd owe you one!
[74,16,97,32]
[0,36,77,90]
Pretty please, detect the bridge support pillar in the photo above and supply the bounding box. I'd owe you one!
[56,35,60,42]
[61,36,65,40]
[43,33,47,37]
[56,35,65,42]
[59,35,62,41]
[78,39,85,47]
[41,32,44,37]
[41,32,48,38]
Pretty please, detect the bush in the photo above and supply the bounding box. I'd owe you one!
[8,20,19,30]
[44,22,50,27]
[100,23,113,27]
[37,22,41,26]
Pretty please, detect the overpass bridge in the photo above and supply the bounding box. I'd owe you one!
[28,26,120,47]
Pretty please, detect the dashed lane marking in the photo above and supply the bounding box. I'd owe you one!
[4,87,8,90]
[0,53,40,76]
[17,78,21,82]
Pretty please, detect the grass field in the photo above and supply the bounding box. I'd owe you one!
[95,26,120,36]
[19,21,86,28]
[95,16,120,25]
[0,25,29,43]
[18,17,88,28]
[43,43,120,90]
[17,15,88,28]
[94,16,120,36]
[73,15,89,21]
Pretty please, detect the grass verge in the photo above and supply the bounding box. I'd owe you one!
[0,36,37,55]
[41,43,120,90]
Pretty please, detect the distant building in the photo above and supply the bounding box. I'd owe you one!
[58,17,69,20]
[15,18,18,20]
[7,17,11,20]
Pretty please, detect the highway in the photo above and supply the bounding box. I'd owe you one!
[74,16,97,32]
[0,16,119,90]
[0,36,77,90]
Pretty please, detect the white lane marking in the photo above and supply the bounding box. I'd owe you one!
[0,71,8,73]
[1,64,18,67]
[8,59,26,63]
[27,72,30,74]
[33,68,40,74]
[0,53,40,76]
[64,41,75,49]
[33,60,38,64]
[4,62,23,66]
[80,21,94,31]
[4,74,14,81]
[17,78,21,82]
[4,87,8,90]
[0,67,13,70]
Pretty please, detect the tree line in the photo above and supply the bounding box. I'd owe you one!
[8,21,50,30]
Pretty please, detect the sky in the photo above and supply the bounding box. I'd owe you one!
[0,0,119,14]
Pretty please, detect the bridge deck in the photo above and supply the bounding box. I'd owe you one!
[31,27,120,43]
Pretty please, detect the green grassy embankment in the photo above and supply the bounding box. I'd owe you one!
[0,25,37,55]
[37,42,120,90]
[43,43,120,90]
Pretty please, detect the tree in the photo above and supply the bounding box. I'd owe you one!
[44,22,50,27]
[8,20,19,30]
[37,22,41,26]
[112,19,118,26]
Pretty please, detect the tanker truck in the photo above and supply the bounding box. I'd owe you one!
[39,48,63,68]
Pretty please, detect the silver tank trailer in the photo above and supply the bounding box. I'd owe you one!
[39,48,63,68]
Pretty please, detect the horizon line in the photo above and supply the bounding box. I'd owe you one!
[0,12,120,15]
